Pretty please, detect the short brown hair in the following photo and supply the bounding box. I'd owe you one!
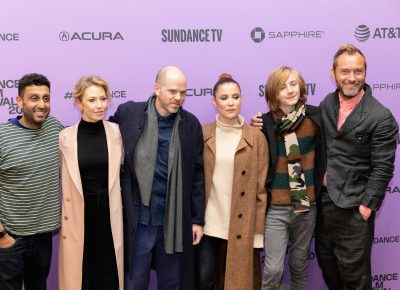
[72,75,111,104]
[265,66,307,112]
[332,44,367,71]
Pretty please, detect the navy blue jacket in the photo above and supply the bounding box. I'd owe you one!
[110,98,205,289]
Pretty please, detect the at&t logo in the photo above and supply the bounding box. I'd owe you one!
[354,25,370,42]
[354,24,400,41]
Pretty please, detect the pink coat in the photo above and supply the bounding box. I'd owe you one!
[58,121,124,290]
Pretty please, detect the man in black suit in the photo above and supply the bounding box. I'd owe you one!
[316,44,398,290]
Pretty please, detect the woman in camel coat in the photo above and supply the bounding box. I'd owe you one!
[196,73,269,290]
[58,76,124,290]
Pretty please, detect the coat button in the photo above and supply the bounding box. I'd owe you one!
[238,213,243,219]
[241,170,246,175]
[240,192,245,196]
[62,235,67,239]
[66,197,71,202]
[237,234,242,240]
[64,216,68,221]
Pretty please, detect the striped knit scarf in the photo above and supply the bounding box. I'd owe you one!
[275,104,309,214]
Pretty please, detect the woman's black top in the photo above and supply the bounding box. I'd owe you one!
[78,119,118,290]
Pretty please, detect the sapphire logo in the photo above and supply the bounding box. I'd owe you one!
[354,25,370,42]
[373,83,400,91]
[251,27,324,42]
[251,27,265,43]
[59,31,70,41]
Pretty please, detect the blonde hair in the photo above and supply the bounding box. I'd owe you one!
[72,75,111,104]
[265,66,307,112]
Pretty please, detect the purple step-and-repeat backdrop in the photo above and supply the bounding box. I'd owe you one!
[2,0,400,289]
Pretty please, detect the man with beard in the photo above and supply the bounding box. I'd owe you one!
[110,66,204,290]
[316,44,398,290]
[0,73,63,290]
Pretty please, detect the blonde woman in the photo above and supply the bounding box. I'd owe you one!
[58,76,124,290]
[196,73,268,290]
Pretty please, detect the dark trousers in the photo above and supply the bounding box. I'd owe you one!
[316,191,375,290]
[125,224,181,290]
[0,232,52,290]
[195,235,227,290]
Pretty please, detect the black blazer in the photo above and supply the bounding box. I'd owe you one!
[261,105,326,203]
[320,84,398,210]
[109,97,205,289]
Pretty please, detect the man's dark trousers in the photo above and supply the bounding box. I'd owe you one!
[125,224,181,290]
[0,232,52,290]
[316,190,374,290]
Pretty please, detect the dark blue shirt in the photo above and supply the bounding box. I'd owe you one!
[10,117,33,130]
[139,112,176,226]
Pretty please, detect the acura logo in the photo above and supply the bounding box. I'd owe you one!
[59,31,70,41]
[58,31,124,41]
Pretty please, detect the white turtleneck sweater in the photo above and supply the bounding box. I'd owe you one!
[204,115,244,240]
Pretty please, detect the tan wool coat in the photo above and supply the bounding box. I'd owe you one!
[202,122,269,290]
[58,121,124,290]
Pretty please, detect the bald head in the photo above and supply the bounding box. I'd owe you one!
[155,66,186,86]
[154,66,187,116]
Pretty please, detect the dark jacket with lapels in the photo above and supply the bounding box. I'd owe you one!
[319,84,398,211]
[261,105,326,205]
[109,97,205,290]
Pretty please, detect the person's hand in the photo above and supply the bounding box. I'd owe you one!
[192,224,203,245]
[359,204,372,221]
[250,112,263,129]
[0,234,16,249]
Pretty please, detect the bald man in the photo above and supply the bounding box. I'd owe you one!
[110,66,205,290]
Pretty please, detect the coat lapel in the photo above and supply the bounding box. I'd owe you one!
[236,125,253,153]
[203,122,217,158]
[306,105,322,128]
[104,121,122,193]
[60,122,84,198]
[338,94,369,136]
[325,94,341,138]
[263,113,277,170]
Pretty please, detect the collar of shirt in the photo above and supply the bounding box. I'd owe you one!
[156,110,176,123]
[336,88,365,131]
[338,88,365,112]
